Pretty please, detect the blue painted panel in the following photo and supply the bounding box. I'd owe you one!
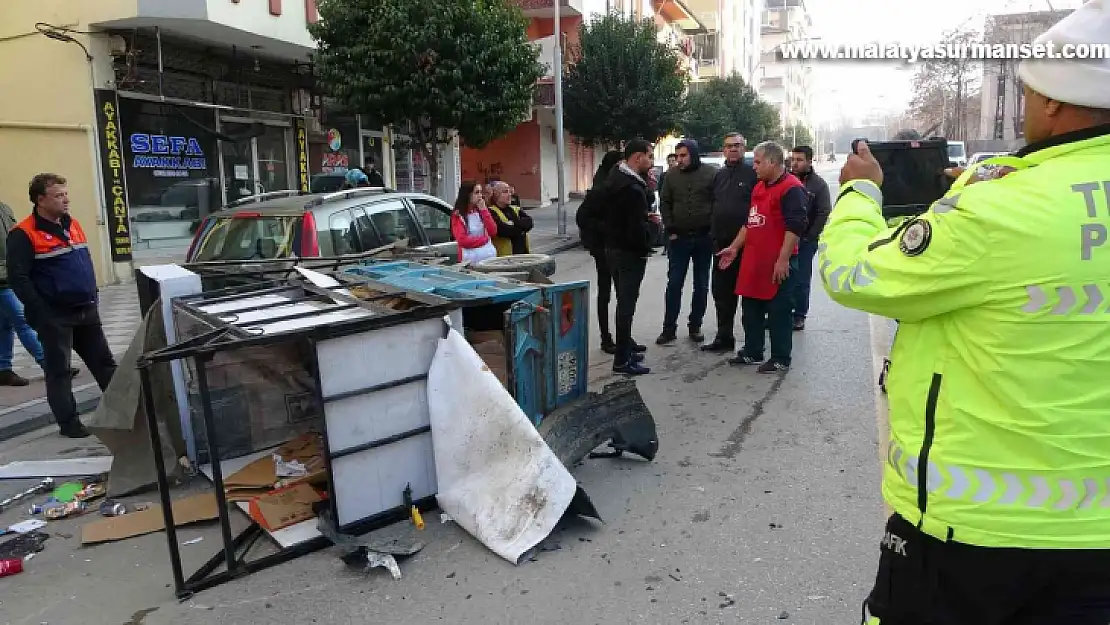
[540,280,590,414]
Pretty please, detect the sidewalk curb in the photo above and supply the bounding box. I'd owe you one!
[536,238,582,256]
[0,394,101,442]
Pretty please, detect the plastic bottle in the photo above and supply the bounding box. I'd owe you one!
[0,558,23,578]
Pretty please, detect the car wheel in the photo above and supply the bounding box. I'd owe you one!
[471,253,557,277]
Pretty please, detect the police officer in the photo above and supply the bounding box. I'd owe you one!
[820,2,1110,622]
[7,173,118,438]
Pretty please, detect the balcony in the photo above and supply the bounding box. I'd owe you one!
[511,0,584,18]
[653,0,707,32]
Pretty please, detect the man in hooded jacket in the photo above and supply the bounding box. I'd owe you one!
[657,139,717,345]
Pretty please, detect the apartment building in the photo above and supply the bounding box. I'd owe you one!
[461,0,702,204]
[0,0,463,284]
[686,0,762,85]
[978,9,1069,141]
[757,0,815,143]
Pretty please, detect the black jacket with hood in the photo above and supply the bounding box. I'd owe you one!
[659,139,716,235]
[601,164,657,256]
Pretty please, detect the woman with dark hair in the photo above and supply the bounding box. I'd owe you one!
[576,150,645,355]
[450,181,498,264]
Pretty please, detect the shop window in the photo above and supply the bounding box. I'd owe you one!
[118,98,221,250]
[409,198,452,244]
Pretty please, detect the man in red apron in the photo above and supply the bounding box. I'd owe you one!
[715,141,809,373]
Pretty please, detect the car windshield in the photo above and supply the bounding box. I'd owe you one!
[948,144,966,158]
[191,216,301,261]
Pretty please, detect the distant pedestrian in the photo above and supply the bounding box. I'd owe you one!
[657,139,716,345]
[577,150,635,355]
[487,181,533,255]
[363,158,386,188]
[450,181,498,264]
[6,174,117,438]
[788,145,831,331]
[702,133,758,353]
[716,142,808,373]
[602,140,660,375]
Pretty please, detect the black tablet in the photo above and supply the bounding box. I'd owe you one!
[852,138,953,220]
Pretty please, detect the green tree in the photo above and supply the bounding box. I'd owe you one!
[311,0,544,192]
[779,122,814,149]
[563,13,687,147]
[681,73,781,150]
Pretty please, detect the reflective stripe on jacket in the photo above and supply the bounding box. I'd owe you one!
[819,124,1110,548]
[13,213,98,309]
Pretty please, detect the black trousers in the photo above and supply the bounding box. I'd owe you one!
[605,248,647,363]
[864,514,1110,625]
[590,248,613,342]
[35,305,117,427]
[739,258,798,365]
[710,240,741,341]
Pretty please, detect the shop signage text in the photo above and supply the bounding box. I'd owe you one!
[294,119,310,192]
[129,134,208,176]
[94,89,133,262]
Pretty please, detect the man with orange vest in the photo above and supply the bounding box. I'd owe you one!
[715,141,808,373]
[6,173,117,438]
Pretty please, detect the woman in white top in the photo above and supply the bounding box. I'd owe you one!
[450,181,499,264]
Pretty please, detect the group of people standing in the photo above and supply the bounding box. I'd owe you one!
[450,180,534,264]
[577,134,831,376]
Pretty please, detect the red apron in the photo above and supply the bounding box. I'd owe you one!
[735,173,803,300]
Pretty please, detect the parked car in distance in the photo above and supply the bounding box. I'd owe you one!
[185,188,458,263]
[700,152,754,168]
[968,151,1009,177]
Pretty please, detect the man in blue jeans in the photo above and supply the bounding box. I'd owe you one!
[0,201,79,386]
[788,146,831,331]
[656,139,717,345]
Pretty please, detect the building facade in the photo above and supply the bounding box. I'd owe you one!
[0,0,462,284]
[687,0,762,85]
[461,0,700,204]
[758,0,814,143]
[978,9,1069,142]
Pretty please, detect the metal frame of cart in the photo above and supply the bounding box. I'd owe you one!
[136,277,459,599]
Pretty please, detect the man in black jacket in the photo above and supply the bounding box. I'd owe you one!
[657,139,717,345]
[703,133,758,352]
[602,139,659,375]
[788,145,832,331]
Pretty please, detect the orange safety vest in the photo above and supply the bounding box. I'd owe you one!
[13,213,98,308]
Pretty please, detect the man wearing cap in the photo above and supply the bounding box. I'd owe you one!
[819,1,1110,622]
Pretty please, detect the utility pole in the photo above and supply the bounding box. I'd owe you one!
[553,1,568,237]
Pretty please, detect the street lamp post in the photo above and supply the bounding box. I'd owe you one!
[553,1,568,237]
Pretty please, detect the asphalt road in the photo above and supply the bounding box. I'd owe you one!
[0,165,893,625]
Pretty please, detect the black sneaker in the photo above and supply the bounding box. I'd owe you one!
[613,361,651,375]
[632,341,647,353]
[701,338,735,353]
[758,360,790,374]
[630,351,645,363]
[655,329,677,345]
[688,327,704,342]
[728,353,762,366]
[792,317,806,331]
[601,338,617,354]
[59,422,91,439]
